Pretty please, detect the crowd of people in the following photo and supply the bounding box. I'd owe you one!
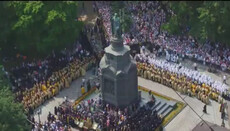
[127,1,230,70]
[1,3,108,130]
[2,1,230,130]
[25,56,96,114]
[85,1,230,104]
[137,52,228,93]
[28,74,102,131]
[29,93,162,131]
[43,95,162,131]
[95,1,112,45]
[4,37,102,116]
[96,1,230,71]
[29,101,74,131]
[135,52,228,105]
[124,1,164,45]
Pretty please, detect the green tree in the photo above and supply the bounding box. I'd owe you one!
[0,65,30,131]
[0,1,84,58]
[110,1,124,15]
[121,13,132,33]
[161,1,230,45]
[0,2,18,58]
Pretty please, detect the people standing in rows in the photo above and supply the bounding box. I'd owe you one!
[136,52,228,105]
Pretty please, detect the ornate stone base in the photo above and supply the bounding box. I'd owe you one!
[100,36,138,107]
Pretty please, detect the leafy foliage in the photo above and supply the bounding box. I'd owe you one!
[161,1,230,45]
[0,1,84,58]
[121,13,132,33]
[110,1,124,15]
[0,65,30,131]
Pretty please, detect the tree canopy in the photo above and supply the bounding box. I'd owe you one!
[0,1,84,58]
[0,65,30,131]
[161,1,230,45]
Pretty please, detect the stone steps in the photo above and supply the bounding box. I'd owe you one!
[156,102,167,112]
[150,99,176,118]
[158,104,170,115]
[162,107,173,118]
[152,101,161,111]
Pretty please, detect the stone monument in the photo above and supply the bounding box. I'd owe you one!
[99,13,138,107]
[111,13,122,39]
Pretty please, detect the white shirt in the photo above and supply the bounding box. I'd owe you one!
[223,75,226,80]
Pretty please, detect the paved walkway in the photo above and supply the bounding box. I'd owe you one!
[138,77,230,131]
[192,121,228,131]
[33,70,94,123]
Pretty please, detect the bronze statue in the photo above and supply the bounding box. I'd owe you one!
[111,13,122,38]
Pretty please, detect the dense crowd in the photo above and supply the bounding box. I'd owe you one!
[135,51,229,105]
[10,43,91,92]
[124,1,164,45]
[94,1,229,102]
[29,101,74,131]
[40,95,162,131]
[127,1,230,70]
[4,36,102,115]
[96,1,230,70]
[2,1,230,130]
[95,1,112,45]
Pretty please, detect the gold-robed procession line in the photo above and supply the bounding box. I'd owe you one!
[19,53,104,113]
[137,62,224,105]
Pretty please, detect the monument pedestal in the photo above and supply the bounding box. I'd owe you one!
[100,37,138,108]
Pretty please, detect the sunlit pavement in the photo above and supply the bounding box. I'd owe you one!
[138,77,229,131]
